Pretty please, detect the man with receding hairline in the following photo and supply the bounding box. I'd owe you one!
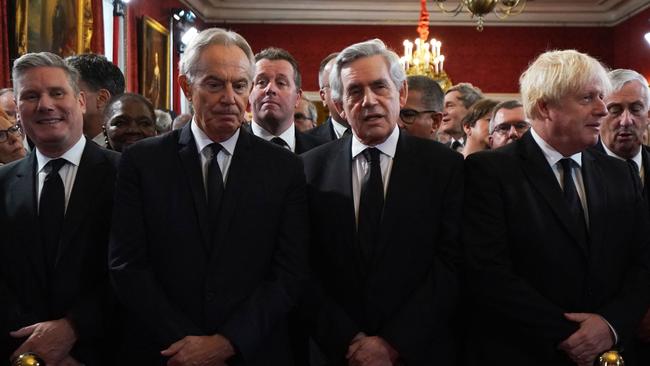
[310,52,350,141]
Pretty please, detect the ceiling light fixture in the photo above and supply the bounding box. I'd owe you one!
[434,0,527,31]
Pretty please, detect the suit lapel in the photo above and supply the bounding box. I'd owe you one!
[211,129,253,259]
[177,124,210,251]
[518,133,589,254]
[581,150,606,258]
[56,142,109,265]
[8,153,48,286]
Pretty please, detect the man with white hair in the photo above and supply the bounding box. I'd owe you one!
[463,50,650,366]
[109,28,308,365]
[302,39,463,366]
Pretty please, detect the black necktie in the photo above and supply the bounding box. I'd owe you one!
[343,128,352,137]
[39,158,67,269]
[207,144,224,223]
[358,148,384,261]
[451,140,462,151]
[270,137,289,149]
[559,158,588,239]
[626,159,643,191]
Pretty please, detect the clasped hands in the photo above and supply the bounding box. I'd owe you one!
[10,318,80,366]
[346,332,399,366]
[558,312,615,366]
[161,334,235,366]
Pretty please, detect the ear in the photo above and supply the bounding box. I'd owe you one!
[536,99,551,121]
[78,90,87,114]
[431,112,442,131]
[295,89,303,108]
[179,75,192,102]
[488,135,494,148]
[462,123,472,136]
[95,89,111,111]
[319,89,327,107]
[399,80,408,107]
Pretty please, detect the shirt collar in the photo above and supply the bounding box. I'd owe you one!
[36,135,86,173]
[331,118,349,138]
[251,120,296,151]
[601,141,642,172]
[351,125,399,159]
[530,127,582,168]
[191,119,239,156]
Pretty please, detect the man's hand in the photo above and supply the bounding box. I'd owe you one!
[161,334,235,366]
[638,309,650,342]
[558,313,614,366]
[346,335,398,366]
[10,318,77,366]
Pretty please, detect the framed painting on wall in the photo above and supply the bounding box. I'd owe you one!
[139,16,170,110]
[13,0,93,57]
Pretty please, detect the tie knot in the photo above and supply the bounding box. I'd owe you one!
[270,137,288,148]
[343,128,352,137]
[627,159,639,173]
[559,158,574,172]
[208,143,223,158]
[47,158,67,174]
[362,147,381,165]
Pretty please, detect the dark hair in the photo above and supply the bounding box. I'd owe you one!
[255,47,302,89]
[318,52,339,88]
[103,93,155,125]
[462,99,498,128]
[66,53,125,96]
[407,75,444,112]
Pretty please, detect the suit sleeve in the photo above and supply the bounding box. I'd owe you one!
[217,157,310,360]
[109,148,203,348]
[462,153,578,345]
[378,153,464,362]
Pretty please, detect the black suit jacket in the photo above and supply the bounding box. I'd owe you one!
[309,117,338,142]
[109,125,309,365]
[0,141,119,364]
[301,131,464,365]
[463,131,650,366]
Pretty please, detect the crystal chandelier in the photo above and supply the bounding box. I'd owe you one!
[435,0,527,31]
[400,0,452,90]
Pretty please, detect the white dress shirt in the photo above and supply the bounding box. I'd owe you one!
[351,126,399,223]
[251,120,296,152]
[331,118,349,139]
[92,132,107,148]
[191,120,238,195]
[36,135,86,213]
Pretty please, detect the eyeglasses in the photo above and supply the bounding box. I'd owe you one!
[491,121,530,135]
[0,124,22,143]
[399,108,439,124]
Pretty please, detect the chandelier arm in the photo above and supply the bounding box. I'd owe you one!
[435,1,464,16]
[494,0,526,19]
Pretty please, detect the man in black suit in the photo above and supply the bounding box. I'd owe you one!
[0,52,119,365]
[463,50,650,366]
[310,52,350,141]
[593,68,650,364]
[302,39,463,366]
[248,47,327,153]
[109,28,308,365]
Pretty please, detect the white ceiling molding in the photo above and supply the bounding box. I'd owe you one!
[180,0,650,27]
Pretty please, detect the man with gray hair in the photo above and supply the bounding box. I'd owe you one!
[463,50,650,366]
[442,82,483,151]
[310,52,350,141]
[109,28,308,365]
[0,87,17,120]
[487,99,529,149]
[398,75,443,140]
[294,95,317,132]
[302,39,463,366]
[591,69,650,364]
[0,52,119,365]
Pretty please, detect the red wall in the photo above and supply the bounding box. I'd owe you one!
[613,7,650,83]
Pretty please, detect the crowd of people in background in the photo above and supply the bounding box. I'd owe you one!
[0,26,649,366]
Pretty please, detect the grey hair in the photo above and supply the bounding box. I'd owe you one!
[407,75,444,112]
[302,96,318,121]
[445,82,483,109]
[609,69,650,106]
[318,52,339,89]
[0,88,13,97]
[179,28,255,82]
[330,39,406,102]
[12,52,81,94]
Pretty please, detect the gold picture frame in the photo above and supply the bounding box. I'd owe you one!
[14,0,93,57]
[139,16,170,110]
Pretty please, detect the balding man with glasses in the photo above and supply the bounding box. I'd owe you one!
[0,109,26,165]
[398,75,444,140]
